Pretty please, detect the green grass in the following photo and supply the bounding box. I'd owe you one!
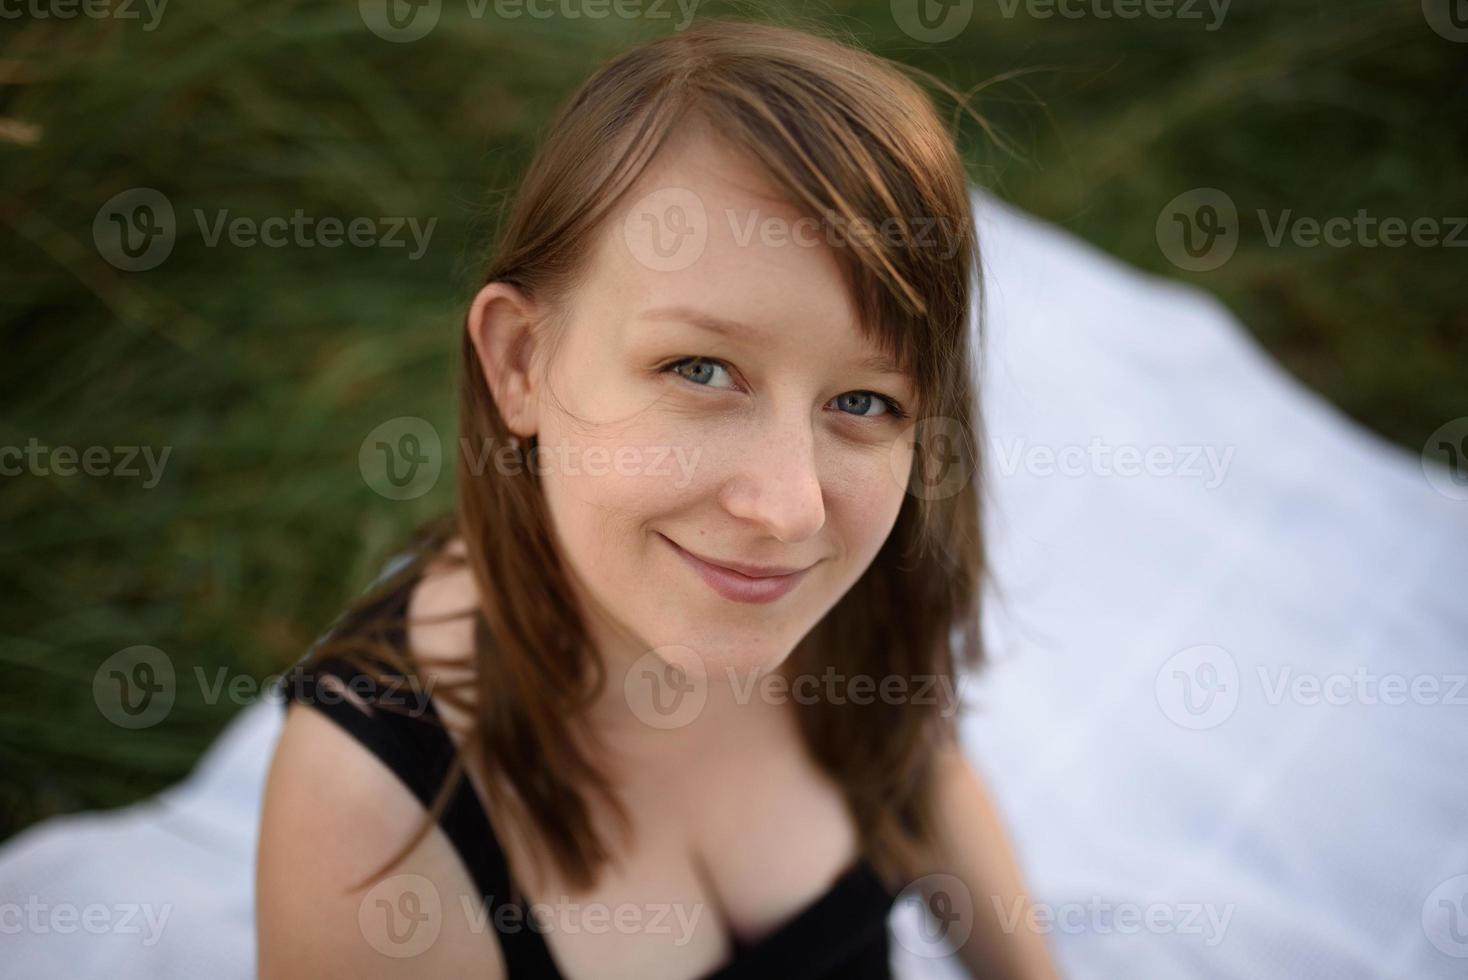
[2,0,1464,840]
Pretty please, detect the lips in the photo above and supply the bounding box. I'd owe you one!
[658,533,812,605]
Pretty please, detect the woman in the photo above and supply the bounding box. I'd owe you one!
[256,17,1058,980]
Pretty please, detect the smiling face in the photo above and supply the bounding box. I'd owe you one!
[479,117,918,694]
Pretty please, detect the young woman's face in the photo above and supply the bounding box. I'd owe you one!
[526,122,917,686]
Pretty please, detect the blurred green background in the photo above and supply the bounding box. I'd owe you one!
[2,0,1464,840]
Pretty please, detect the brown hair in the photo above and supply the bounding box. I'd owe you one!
[297,15,989,897]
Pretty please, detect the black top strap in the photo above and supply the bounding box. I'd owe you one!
[272,572,899,979]
[274,615,562,974]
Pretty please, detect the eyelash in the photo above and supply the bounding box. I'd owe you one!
[658,356,910,422]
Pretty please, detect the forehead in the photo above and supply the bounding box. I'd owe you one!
[582,121,888,364]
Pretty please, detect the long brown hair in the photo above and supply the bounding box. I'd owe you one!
[297,15,989,897]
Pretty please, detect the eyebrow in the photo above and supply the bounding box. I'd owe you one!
[638,305,908,378]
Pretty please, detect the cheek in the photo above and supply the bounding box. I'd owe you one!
[532,417,702,579]
[530,357,687,544]
[824,449,911,569]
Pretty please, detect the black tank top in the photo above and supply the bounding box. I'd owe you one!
[273,577,900,978]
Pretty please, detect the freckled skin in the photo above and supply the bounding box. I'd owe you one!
[388,115,924,977]
[527,114,916,696]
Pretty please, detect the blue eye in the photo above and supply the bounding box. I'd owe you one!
[666,356,737,389]
[833,389,909,421]
[834,392,892,418]
[662,356,908,421]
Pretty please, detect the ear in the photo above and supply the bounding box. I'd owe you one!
[466,281,546,440]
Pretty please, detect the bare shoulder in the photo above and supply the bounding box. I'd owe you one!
[256,567,502,979]
[402,534,482,737]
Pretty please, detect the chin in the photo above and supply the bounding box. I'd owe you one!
[643,617,799,683]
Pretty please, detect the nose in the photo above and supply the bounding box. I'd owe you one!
[718,411,827,543]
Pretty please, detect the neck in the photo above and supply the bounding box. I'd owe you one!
[571,598,797,776]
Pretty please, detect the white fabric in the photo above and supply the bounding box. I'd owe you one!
[4,188,1464,979]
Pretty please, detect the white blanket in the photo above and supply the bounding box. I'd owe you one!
[4,189,1465,979]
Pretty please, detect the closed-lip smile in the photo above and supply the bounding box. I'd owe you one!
[658,533,814,604]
